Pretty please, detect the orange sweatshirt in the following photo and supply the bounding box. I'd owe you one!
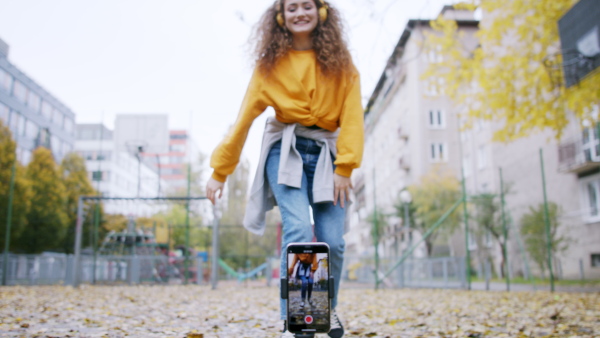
[210,49,364,182]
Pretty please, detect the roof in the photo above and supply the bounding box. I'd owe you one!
[363,17,479,116]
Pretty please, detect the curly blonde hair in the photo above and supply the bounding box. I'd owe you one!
[252,0,353,78]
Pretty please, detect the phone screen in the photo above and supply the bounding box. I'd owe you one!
[286,243,330,334]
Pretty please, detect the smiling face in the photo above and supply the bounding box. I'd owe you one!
[283,0,319,38]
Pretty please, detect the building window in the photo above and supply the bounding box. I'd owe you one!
[8,111,19,134]
[581,177,600,223]
[0,102,8,124]
[592,254,600,267]
[51,108,63,126]
[41,101,52,120]
[170,144,186,152]
[25,119,38,139]
[27,91,40,113]
[18,115,26,137]
[430,143,447,162]
[0,68,13,93]
[13,80,28,104]
[64,117,74,134]
[582,126,600,162]
[428,45,443,64]
[96,151,111,161]
[170,134,187,140]
[587,181,599,217]
[428,110,445,128]
[92,171,103,181]
[92,170,110,182]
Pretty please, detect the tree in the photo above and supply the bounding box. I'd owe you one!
[471,192,509,277]
[103,214,128,233]
[60,153,99,253]
[423,1,599,141]
[153,204,209,250]
[520,202,570,278]
[0,121,31,253]
[367,207,388,256]
[405,168,461,256]
[219,158,252,269]
[17,147,68,253]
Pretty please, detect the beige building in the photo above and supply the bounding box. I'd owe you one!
[347,6,479,258]
[348,5,600,280]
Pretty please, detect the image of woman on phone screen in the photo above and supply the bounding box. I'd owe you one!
[206,0,364,337]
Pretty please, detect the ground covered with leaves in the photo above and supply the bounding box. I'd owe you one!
[0,283,598,337]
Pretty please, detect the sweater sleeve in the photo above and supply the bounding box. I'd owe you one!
[210,69,268,182]
[334,68,364,177]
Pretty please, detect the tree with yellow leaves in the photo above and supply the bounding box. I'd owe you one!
[405,168,462,256]
[0,120,31,253]
[18,147,68,253]
[60,153,99,253]
[423,0,599,141]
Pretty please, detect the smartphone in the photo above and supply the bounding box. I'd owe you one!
[283,242,333,335]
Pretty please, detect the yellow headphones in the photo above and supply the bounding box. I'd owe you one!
[276,0,328,28]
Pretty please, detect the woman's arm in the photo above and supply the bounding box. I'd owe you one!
[206,68,268,204]
[288,254,299,276]
[334,69,364,208]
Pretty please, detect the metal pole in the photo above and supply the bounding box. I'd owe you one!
[373,170,380,290]
[92,202,100,284]
[404,202,411,257]
[461,167,471,290]
[156,154,161,196]
[184,163,191,284]
[499,167,510,291]
[211,206,220,290]
[136,147,142,198]
[2,162,16,286]
[73,196,85,287]
[539,148,555,292]
[167,222,171,284]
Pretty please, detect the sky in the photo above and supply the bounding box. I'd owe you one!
[0,0,453,179]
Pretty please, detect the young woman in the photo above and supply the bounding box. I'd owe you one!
[206,0,363,336]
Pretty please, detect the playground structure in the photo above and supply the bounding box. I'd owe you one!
[66,195,276,288]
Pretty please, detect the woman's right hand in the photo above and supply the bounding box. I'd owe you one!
[206,177,224,205]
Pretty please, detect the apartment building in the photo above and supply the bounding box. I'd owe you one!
[0,37,75,164]
[151,130,202,191]
[350,4,600,280]
[347,7,479,258]
[75,123,168,216]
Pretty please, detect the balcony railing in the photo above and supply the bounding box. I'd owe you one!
[558,137,600,173]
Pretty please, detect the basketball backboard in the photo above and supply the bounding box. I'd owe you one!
[114,114,169,154]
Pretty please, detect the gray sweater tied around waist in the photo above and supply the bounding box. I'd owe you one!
[243,116,350,235]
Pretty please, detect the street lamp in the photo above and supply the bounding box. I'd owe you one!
[399,190,412,255]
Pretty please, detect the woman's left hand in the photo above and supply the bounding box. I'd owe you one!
[333,173,352,208]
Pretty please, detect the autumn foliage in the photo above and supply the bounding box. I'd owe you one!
[423,0,600,141]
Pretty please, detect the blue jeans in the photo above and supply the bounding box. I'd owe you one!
[299,275,314,300]
[266,136,345,320]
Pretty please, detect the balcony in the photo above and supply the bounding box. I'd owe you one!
[558,137,600,174]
